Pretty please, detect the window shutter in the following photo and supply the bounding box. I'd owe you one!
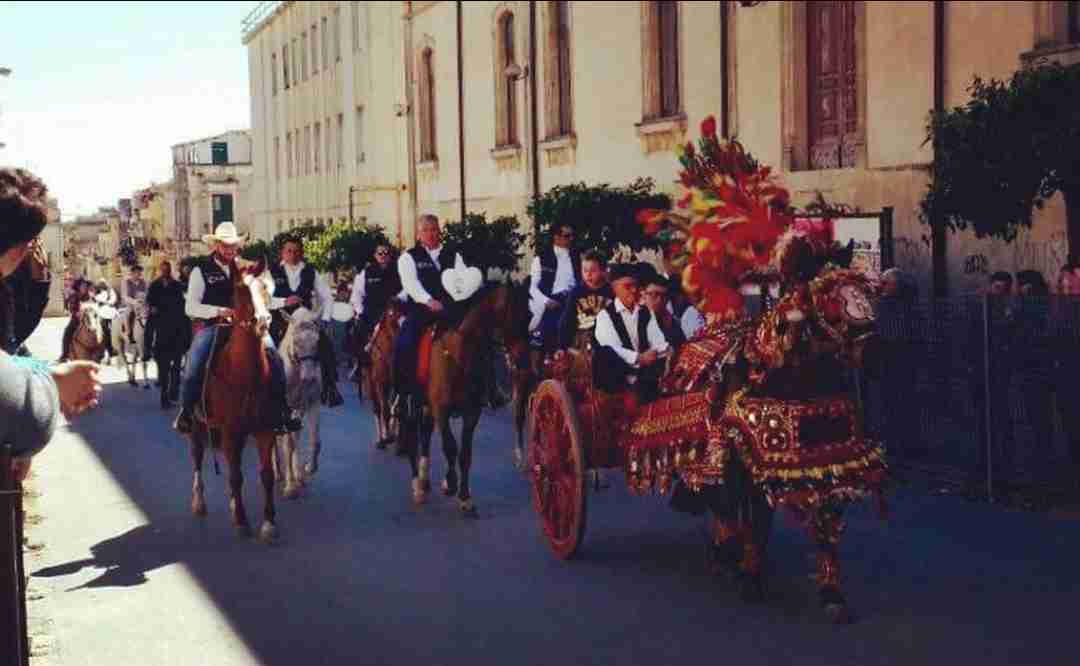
[809,1,857,170]
[659,1,679,117]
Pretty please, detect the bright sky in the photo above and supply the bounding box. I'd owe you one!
[0,0,255,220]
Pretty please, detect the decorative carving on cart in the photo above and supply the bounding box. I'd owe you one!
[623,390,712,495]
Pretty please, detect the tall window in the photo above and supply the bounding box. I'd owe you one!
[808,0,857,169]
[355,106,365,164]
[314,123,321,173]
[544,1,573,138]
[286,132,293,177]
[642,1,681,120]
[325,116,333,173]
[1070,1,1080,43]
[272,136,280,180]
[495,12,518,147]
[418,48,437,161]
[336,113,345,168]
[292,39,299,86]
[304,126,312,174]
[312,23,319,74]
[283,45,290,90]
[271,52,278,95]
[301,32,308,80]
[321,16,329,66]
[353,2,364,52]
[295,129,303,178]
[334,7,343,62]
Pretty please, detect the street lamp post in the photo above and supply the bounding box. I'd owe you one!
[0,67,11,151]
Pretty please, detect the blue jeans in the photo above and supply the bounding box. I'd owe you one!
[393,306,439,398]
[181,325,286,409]
[530,299,567,353]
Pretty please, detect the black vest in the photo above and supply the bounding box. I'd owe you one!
[270,263,317,313]
[364,262,401,317]
[537,248,580,297]
[197,257,233,309]
[657,307,687,348]
[406,245,451,305]
[606,302,653,354]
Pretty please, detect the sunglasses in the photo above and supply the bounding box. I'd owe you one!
[375,250,390,256]
[644,290,667,298]
[556,231,574,238]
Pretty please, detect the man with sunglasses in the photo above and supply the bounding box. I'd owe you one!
[528,222,580,354]
[350,243,404,366]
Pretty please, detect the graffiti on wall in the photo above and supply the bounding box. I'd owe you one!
[963,253,989,275]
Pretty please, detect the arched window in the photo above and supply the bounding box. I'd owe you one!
[418,48,438,161]
[495,12,519,147]
[642,1,680,121]
[544,1,573,138]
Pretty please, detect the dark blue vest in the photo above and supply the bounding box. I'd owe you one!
[593,302,652,392]
[270,263,316,314]
[363,262,401,318]
[536,248,580,297]
[406,245,451,305]
[197,257,233,309]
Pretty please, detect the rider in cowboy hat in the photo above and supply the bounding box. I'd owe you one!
[172,222,303,435]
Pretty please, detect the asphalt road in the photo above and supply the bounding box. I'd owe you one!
[21,318,1080,666]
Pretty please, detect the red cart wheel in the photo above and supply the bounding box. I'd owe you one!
[528,380,587,560]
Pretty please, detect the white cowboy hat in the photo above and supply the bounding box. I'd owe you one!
[201,222,247,246]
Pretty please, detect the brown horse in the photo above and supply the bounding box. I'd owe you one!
[402,283,530,515]
[187,258,282,543]
[362,300,404,450]
[69,303,107,362]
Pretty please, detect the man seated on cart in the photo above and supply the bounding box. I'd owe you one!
[592,262,670,405]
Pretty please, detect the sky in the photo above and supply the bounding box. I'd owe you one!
[0,0,256,220]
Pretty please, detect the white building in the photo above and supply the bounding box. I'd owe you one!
[243,1,412,245]
[168,130,254,257]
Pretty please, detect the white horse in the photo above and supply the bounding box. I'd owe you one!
[275,306,324,500]
[113,302,152,389]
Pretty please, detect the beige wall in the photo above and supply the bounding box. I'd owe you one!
[243,0,1073,293]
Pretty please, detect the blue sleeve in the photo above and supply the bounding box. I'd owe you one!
[0,352,60,459]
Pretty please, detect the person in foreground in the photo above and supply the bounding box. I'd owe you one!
[0,167,101,481]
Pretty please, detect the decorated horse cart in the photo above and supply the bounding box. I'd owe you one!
[525,118,888,623]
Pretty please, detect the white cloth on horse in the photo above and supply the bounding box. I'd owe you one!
[441,254,483,303]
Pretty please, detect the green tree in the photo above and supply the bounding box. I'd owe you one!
[302,220,392,274]
[921,61,1080,261]
[240,224,329,263]
[441,212,526,280]
[526,178,671,261]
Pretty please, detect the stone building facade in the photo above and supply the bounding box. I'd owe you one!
[245,1,1080,295]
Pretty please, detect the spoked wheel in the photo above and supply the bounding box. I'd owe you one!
[528,380,587,560]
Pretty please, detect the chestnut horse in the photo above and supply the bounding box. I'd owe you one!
[402,283,530,515]
[187,258,281,543]
[362,300,404,451]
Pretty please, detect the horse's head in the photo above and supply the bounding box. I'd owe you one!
[231,257,271,336]
[78,302,104,342]
[803,267,878,368]
[488,282,532,371]
[282,306,322,396]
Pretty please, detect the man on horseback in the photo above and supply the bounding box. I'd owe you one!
[349,242,403,367]
[58,278,93,362]
[528,222,579,354]
[172,223,302,435]
[593,263,670,403]
[267,236,344,408]
[121,265,148,344]
[391,214,463,415]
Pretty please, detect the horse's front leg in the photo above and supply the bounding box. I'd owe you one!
[279,432,302,500]
[806,503,850,624]
[456,407,481,518]
[303,404,321,479]
[255,433,279,544]
[413,408,434,503]
[436,407,459,499]
[223,431,251,538]
[189,428,207,517]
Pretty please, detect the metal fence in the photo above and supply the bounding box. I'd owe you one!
[859,295,1080,506]
[0,447,30,666]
